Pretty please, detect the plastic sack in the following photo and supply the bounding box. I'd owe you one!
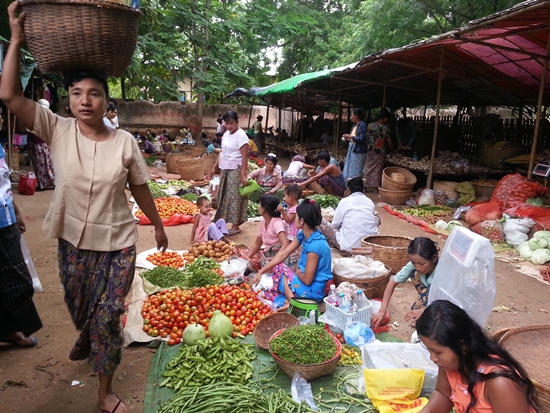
[344,322,375,346]
[504,203,550,232]
[364,368,428,413]
[429,226,496,327]
[20,236,42,293]
[291,373,319,411]
[362,342,438,395]
[418,189,435,206]
[224,258,248,277]
[502,214,536,246]
[433,190,448,205]
[464,201,502,225]
[332,256,387,279]
[239,179,261,196]
[474,220,504,243]
[18,172,37,195]
[139,214,193,226]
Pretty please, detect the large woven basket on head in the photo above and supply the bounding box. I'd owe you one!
[433,180,459,200]
[253,313,300,350]
[496,325,550,412]
[378,187,412,205]
[177,157,204,181]
[268,329,341,381]
[361,236,414,275]
[20,0,141,77]
[332,265,392,299]
[382,167,417,191]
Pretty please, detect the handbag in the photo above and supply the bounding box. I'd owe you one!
[239,179,261,196]
[18,172,37,195]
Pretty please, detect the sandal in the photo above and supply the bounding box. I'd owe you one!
[228,229,241,236]
[101,394,123,413]
[0,335,38,348]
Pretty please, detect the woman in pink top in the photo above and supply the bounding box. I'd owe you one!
[417,300,538,413]
[246,194,289,271]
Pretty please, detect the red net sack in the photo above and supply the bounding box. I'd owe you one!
[471,220,504,243]
[492,173,548,208]
[504,203,550,231]
[465,201,503,226]
[18,173,37,195]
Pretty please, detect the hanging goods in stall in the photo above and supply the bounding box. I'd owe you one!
[428,226,496,327]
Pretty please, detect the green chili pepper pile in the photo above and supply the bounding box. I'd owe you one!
[157,382,317,413]
[141,267,187,288]
[270,325,337,365]
[182,257,223,288]
[160,337,255,389]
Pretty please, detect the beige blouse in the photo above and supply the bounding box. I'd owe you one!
[31,103,150,251]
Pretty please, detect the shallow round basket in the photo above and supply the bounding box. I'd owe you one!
[21,0,141,77]
[433,180,459,200]
[378,187,412,205]
[333,265,391,299]
[268,329,341,381]
[361,235,414,275]
[253,313,300,350]
[382,167,417,191]
[497,325,550,412]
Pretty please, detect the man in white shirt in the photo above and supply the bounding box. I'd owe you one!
[320,177,380,251]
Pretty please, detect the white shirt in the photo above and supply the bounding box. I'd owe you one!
[332,192,379,252]
[219,128,249,170]
[103,117,116,129]
[112,115,119,128]
[286,161,303,176]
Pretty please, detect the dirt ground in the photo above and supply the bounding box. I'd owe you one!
[2,176,549,413]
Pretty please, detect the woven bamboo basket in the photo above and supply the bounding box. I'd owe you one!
[177,157,204,181]
[361,235,414,275]
[382,167,417,191]
[487,147,525,170]
[253,313,300,350]
[202,153,218,175]
[20,0,141,77]
[166,153,182,174]
[434,180,459,200]
[269,329,341,381]
[178,144,205,157]
[378,187,412,205]
[497,325,550,412]
[472,179,499,200]
[332,265,392,299]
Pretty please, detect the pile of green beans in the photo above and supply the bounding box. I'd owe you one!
[157,382,316,413]
[160,337,255,389]
[269,325,337,365]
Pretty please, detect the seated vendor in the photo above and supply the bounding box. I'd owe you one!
[248,136,259,158]
[245,194,290,271]
[299,151,346,197]
[252,199,332,312]
[371,237,439,328]
[318,177,380,251]
[247,154,284,202]
[282,154,316,184]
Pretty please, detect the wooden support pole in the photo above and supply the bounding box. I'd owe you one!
[247,97,255,130]
[528,34,550,179]
[337,92,342,156]
[427,48,445,189]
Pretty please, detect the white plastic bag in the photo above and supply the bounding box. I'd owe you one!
[429,226,496,327]
[332,256,387,279]
[223,258,248,277]
[291,373,319,411]
[20,236,42,293]
[502,214,536,246]
[418,189,435,206]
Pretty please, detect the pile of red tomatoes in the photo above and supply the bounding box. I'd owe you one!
[141,284,272,345]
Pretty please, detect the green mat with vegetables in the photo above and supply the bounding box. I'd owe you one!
[144,333,401,413]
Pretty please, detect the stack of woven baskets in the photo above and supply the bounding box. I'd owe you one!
[380,167,417,205]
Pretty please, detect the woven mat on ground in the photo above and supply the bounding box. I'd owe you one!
[144,332,402,413]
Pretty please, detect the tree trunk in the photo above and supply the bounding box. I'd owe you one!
[121,76,126,100]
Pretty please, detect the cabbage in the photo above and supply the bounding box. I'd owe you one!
[534,231,550,243]
[528,238,545,250]
[531,249,550,265]
[517,242,533,259]
[208,310,234,338]
[182,323,206,345]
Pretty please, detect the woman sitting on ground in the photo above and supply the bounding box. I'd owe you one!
[417,300,538,413]
[282,154,316,184]
[246,154,284,202]
[246,194,290,271]
[252,199,332,311]
[372,237,439,328]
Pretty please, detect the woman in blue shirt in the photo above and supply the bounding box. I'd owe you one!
[0,145,42,347]
[253,199,332,311]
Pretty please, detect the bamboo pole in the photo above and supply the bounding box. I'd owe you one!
[528,34,550,179]
[337,92,342,157]
[247,97,255,130]
[427,48,445,189]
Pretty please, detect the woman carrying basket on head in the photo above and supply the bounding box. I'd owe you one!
[371,237,439,329]
[2,4,168,412]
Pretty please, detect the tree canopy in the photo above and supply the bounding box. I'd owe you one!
[0,0,525,102]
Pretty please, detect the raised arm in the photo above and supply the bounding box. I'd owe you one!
[0,1,36,129]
